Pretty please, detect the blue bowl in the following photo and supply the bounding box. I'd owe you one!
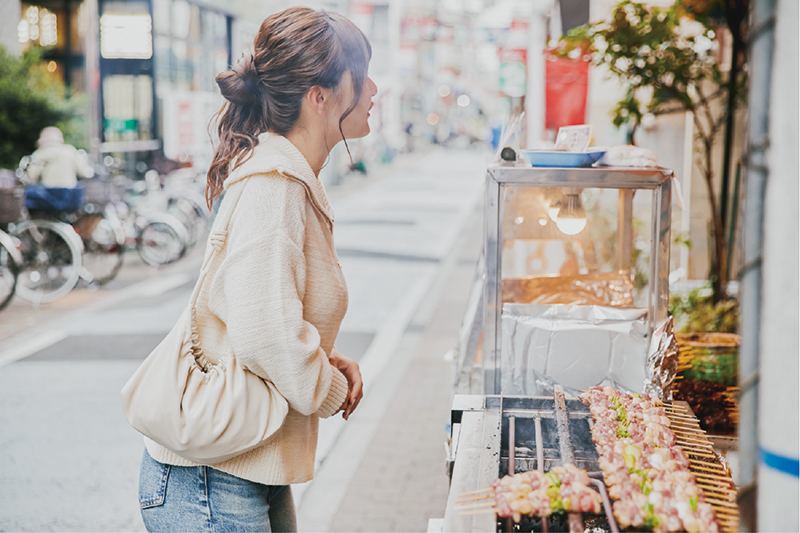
[518,150,606,168]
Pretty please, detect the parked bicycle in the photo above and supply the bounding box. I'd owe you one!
[0,229,22,312]
[18,155,126,289]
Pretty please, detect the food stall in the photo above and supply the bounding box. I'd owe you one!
[439,158,739,532]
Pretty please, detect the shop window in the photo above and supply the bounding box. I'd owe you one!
[103,74,153,142]
[154,34,172,82]
[18,4,59,50]
[100,12,153,59]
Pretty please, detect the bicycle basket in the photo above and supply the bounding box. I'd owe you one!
[25,183,86,212]
[0,187,24,223]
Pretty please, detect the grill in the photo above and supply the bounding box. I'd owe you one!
[442,386,739,532]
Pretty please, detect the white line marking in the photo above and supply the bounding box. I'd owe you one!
[0,329,68,368]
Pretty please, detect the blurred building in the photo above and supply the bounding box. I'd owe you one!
[15,0,281,172]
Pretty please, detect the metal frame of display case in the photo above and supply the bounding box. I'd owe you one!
[483,165,674,394]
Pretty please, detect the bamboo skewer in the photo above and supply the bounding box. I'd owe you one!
[674,430,708,439]
[664,407,691,415]
[704,486,737,495]
[680,449,717,458]
[707,499,740,509]
[690,463,728,474]
[692,472,736,482]
[455,502,496,510]
[673,430,708,439]
[457,487,493,497]
[670,421,704,429]
[697,486,737,497]
[669,420,704,429]
[678,443,716,454]
[676,441,715,451]
[459,509,498,516]
[670,422,703,431]
[701,492,737,501]
[455,494,494,504]
[675,434,714,444]
[665,412,699,420]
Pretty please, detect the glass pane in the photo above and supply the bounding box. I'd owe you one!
[496,183,655,396]
[103,74,153,141]
[499,185,653,308]
[154,35,172,82]
[152,0,171,35]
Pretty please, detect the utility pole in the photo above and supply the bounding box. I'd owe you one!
[1,1,22,55]
[525,0,555,147]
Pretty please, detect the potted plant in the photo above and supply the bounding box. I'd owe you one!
[553,0,748,306]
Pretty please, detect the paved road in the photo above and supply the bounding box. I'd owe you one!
[0,148,487,532]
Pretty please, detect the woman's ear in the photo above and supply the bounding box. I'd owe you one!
[306,86,331,117]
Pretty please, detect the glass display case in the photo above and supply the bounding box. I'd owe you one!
[478,164,674,395]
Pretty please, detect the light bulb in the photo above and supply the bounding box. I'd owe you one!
[555,193,587,235]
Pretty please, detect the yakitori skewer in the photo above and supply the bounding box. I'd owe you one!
[580,387,733,532]
[457,464,603,523]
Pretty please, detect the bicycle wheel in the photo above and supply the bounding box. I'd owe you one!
[136,215,188,267]
[12,220,83,304]
[76,213,125,285]
[168,194,211,250]
[0,232,20,311]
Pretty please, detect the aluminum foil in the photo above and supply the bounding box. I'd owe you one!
[502,271,634,307]
[643,316,678,400]
[501,303,649,397]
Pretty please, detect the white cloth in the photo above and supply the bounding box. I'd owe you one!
[145,133,350,485]
[598,145,659,168]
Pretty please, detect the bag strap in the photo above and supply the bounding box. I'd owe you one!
[187,183,247,371]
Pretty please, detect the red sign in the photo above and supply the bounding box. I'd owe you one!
[545,55,590,130]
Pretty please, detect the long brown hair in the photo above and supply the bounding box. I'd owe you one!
[206,7,372,207]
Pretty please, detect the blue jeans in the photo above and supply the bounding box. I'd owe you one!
[139,449,297,532]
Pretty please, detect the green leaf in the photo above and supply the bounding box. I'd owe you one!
[0,44,87,169]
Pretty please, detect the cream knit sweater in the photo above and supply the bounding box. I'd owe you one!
[145,133,350,485]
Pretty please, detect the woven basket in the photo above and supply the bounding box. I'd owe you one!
[676,333,739,386]
[0,187,24,223]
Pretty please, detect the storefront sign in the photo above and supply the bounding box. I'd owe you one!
[162,91,223,164]
[499,48,527,98]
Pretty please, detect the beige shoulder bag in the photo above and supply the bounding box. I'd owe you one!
[120,183,289,464]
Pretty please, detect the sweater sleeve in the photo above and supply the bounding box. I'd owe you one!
[211,175,348,418]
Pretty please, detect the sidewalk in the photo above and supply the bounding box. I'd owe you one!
[298,201,483,532]
[0,147,488,532]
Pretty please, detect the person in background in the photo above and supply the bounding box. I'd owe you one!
[138,6,375,533]
[26,126,93,187]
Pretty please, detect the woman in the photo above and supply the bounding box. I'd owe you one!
[138,7,375,532]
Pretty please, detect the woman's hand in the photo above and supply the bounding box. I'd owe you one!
[329,350,363,420]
